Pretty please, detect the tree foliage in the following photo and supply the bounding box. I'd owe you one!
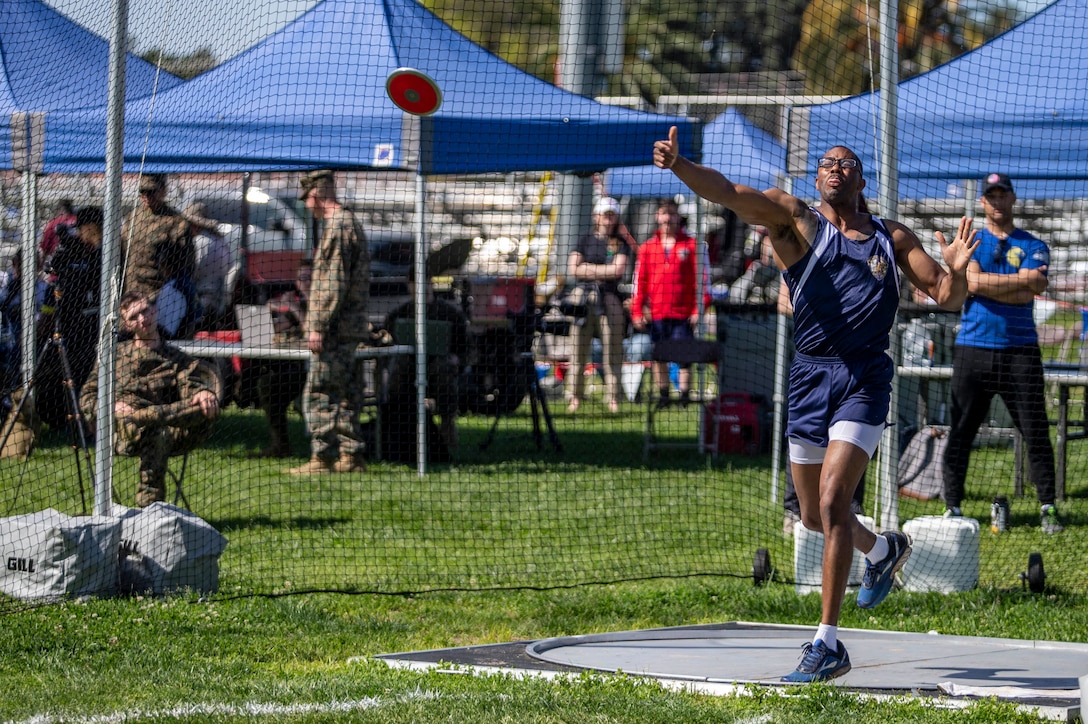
[141,0,1032,99]
[790,0,1025,95]
[139,48,218,80]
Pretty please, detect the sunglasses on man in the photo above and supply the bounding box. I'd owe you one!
[817,158,859,169]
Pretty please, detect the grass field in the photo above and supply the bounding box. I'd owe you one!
[1,396,1085,721]
[1,579,1082,722]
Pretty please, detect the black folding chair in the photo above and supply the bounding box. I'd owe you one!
[643,337,723,460]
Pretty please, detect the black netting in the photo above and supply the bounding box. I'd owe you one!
[1,0,1085,611]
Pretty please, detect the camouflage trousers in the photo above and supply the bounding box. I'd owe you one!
[304,341,366,462]
[116,416,215,507]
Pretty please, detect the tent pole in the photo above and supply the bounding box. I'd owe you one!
[18,170,37,389]
[769,154,795,504]
[414,171,428,477]
[94,0,129,516]
[877,0,900,531]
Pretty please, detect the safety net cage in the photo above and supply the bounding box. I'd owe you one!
[0,0,1086,611]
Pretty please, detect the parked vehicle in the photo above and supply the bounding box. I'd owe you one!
[182,187,309,314]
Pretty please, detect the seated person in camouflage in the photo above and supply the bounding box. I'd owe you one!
[80,291,220,507]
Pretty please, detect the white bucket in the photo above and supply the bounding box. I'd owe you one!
[900,515,980,593]
[621,363,645,402]
[793,516,874,595]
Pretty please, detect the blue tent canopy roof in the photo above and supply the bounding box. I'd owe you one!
[1,0,182,168]
[44,0,699,175]
[604,108,785,199]
[793,0,1088,199]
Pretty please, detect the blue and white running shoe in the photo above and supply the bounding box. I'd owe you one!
[781,639,852,682]
[857,530,912,609]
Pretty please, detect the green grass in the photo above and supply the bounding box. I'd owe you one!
[2,581,1081,722]
[1,398,1085,721]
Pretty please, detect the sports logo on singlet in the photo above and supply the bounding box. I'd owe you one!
[1006,246,1024,268]
[867,255,889,281]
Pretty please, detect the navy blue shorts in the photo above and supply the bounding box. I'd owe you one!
[786,352,893,448]
[650,318,693,344]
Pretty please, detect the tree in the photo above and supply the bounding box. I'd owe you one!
[790,0,1024,96]
[140,48,217,80]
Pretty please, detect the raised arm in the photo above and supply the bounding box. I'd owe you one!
[654,126,816,268]
[893,216,979,311]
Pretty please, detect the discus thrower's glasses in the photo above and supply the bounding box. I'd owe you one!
[817,157,859,169]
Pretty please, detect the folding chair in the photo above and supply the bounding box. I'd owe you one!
[166,359,224,510]
[643,337,723,460]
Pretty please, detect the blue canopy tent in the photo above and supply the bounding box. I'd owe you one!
[789,0,1088,200]
[42,0,699,174]
[604,109,785,198]
[2,0,182,168]
[41,0,700,482]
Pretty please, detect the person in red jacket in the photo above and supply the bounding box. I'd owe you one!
[630,198,710,407]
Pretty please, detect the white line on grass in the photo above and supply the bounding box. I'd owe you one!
[9,690,439,724]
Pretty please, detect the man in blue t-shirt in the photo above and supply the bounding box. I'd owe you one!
[942,173,1063,534]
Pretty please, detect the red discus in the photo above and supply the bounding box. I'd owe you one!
[386,68,443,116]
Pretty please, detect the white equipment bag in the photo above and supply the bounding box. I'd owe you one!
[0,508,121,600]
[117,502,228,595]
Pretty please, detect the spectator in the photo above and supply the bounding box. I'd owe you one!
[630,198,709,408]
[728,225,781,304]
[39,199,76,271]
[0,250,49,393]
[0,250,51,457]
[942,173,1063,534]
[183,202,230,328]
[565,197,630,414]
[79,291,219,508]
[383,269,470,453]
[122,174,200,338]
[288,169,371,475]
[33,207,105,430]
[244,261,310,459]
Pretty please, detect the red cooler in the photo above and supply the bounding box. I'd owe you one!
[702,392,762,455]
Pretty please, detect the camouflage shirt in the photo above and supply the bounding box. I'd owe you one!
[80,340,216,427]
[306,206,370,344]
[122,203,194,298]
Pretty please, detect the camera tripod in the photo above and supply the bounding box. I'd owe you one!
[479,348,562,453]
[0,330,95,514]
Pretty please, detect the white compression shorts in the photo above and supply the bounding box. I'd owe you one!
[788,420,884,464]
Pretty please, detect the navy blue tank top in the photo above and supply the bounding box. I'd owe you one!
[783,211,900,359]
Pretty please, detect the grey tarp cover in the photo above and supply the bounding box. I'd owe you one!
[0,508,120,600]
[117,502,227,595]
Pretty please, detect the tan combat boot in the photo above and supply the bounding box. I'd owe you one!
[333,449,366,473]
[287,457,334,475]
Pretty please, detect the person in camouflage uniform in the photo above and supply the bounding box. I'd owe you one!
[288,169,370,475]
[80,291,220,507]
[123,174,196,315]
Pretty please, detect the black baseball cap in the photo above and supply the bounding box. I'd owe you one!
[981,172,1014,195]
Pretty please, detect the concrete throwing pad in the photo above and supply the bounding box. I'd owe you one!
[377,622,1084,719]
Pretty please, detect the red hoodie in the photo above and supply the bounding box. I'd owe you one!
[631,228,710,324]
